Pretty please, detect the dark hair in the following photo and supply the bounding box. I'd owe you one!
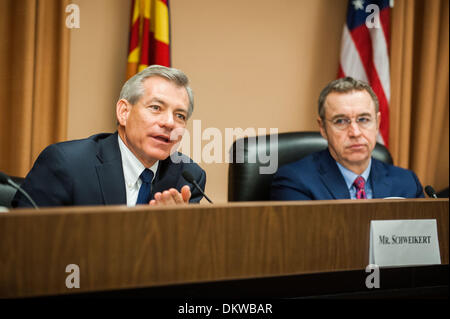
[318,77,379,119]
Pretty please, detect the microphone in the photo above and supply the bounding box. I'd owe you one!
[0,171,39,209]
[182,171,213,203]
[424,185,438,199]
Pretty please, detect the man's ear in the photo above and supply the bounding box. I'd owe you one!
[116,99,131,126]
[317,117,328,141]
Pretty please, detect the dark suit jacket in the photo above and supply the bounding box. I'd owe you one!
[12,132,206,207]
[270,149,424,200]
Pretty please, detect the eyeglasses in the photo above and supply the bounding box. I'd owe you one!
[326,116,375,130]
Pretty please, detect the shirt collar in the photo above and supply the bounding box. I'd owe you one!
[118,135,158,186]
[336,158,372,190]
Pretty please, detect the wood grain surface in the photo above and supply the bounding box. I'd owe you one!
[0,199,448,298]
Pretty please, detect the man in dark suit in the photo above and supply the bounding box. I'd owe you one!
[271,77,424,200]
[13,65,206,207]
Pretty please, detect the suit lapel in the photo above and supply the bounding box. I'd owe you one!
[370,159,391,198]
[95,132,127,205]
[152,156,181,195]
[318,150,351,199]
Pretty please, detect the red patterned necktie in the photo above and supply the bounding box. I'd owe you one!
[353,176,367,199]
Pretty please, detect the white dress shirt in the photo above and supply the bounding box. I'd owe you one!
[118,135,159,206]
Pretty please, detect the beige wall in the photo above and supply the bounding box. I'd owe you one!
[68,0,130,139]
[68,0,349,202]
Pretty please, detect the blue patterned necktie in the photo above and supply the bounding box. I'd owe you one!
[136,169,154,205]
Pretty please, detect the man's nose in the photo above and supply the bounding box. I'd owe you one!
[348,120,362,136]
[159,111,175,128]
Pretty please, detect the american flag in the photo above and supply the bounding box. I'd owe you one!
[338,0,391,147]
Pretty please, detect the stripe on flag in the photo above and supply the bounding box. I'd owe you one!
[126,0,171,79]
[338,0,391,147]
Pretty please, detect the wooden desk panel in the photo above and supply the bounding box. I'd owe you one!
[0,199,448,298]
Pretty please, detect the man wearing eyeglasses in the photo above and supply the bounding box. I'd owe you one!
[270,77,424,200]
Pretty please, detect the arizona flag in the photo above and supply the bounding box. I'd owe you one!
[126,0,171,79]
[338,0,391,147]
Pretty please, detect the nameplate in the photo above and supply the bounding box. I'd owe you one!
[369,219,441,267]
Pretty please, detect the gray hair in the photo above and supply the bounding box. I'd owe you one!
[318,77,379,119]
[119,65,194,119]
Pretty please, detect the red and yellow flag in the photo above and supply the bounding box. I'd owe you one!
[126,0,170,79]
